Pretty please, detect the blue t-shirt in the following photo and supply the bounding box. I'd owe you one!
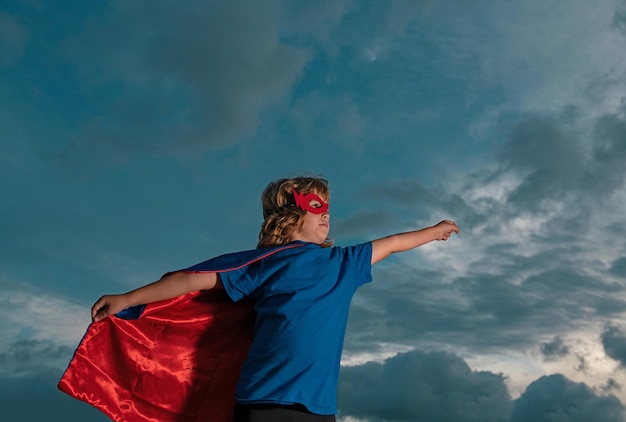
[219,241,372,415]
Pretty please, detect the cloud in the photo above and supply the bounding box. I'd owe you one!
[343,104,619,253]
[585,113,626,196]
[0,287,122,421]
[540,336,571,361]
[0,285,88,347]
[345,252,623,359]
[0,339,73,378]
[511,374,624,422]
[602,378,623,394]
[338,350,624,422]
[337,178,483,240]
[57,0,312,155]
[486,109,625,228]
[610,257,626,278]
[613,6,626,35]
[366,179,474,220]
[602,325,626,368]
[343,105,626,364]
[497,113,585,212]
[338,349,512,422]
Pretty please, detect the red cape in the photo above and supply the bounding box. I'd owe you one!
[58,243,305,422]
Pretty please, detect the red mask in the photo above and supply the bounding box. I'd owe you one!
[293,189,329,214]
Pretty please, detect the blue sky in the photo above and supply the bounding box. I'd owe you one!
[2,1,626,421]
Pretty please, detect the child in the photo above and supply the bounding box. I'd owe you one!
[63,176,458,422]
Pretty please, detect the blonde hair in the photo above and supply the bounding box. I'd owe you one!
[258,176,333,248]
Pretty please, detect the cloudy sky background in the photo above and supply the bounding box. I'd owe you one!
[2,0,626,420]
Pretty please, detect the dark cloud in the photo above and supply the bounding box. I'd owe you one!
[370,179,478,220]
[489,109,626,227]
[345,265,481,354]
[585,113,626,195]
[346,246,624,357]
[339,350,626,422]
[575,353,590,373]
[0,339,73,377]
[602,325,626,367]
[453,269,602,346]
[338,349,512,422]
[602,378,623,394]
[354,178,484,232]
[57,0,311,154]
[498,113,585,213]
[500,113,583,179]
[540,336,570,361]
[333,177,480,242]
[610,257,626,278]
[613,7,626,35]
[511,374,625,422]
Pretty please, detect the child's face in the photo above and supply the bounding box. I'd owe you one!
[289,193,330,244]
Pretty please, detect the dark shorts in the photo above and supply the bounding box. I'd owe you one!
[233,404,336,422]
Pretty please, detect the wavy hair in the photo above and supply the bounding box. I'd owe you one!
[257,176,333,248]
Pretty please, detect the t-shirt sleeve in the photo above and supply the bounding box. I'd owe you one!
[343,241,373,289]
[219,265,260,302]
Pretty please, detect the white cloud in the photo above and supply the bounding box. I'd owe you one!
[0,285,88,347]
[0,281,90,378]
[341,343,415,367]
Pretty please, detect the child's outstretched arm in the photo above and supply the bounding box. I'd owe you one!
[371,220,459,265]
[91,271,222,322]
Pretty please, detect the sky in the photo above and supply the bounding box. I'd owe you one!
[1,0,626,421]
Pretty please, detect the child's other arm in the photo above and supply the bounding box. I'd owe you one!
[91,271,223,322]
[371,220,459,265]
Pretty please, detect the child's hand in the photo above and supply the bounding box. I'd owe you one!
[434,220,459,241]
[91,294,129,322]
